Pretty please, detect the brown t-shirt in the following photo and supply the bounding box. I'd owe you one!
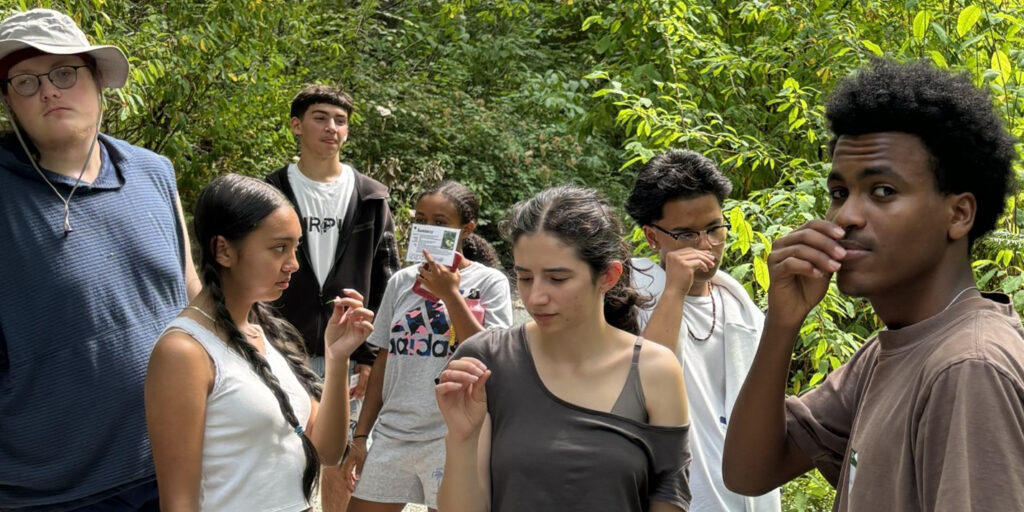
[785,293,1024,511]
[453,325,692,511]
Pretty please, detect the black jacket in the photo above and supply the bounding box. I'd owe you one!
[266,165,399,364]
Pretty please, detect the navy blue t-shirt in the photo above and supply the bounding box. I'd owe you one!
[0,134,188,510]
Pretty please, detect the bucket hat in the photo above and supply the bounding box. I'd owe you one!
[0,8,128,89]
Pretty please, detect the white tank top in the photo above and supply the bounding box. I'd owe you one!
[163,317,311,512]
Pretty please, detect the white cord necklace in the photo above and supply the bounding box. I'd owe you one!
[942,286,978,312]
[1,93,104,236]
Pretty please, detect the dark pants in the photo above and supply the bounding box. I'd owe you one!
[70,481,159,512]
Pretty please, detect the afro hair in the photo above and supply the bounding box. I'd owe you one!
[825,59,1017,243]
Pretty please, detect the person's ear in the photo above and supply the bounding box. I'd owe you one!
[289,116,302,137]
[946,192,976,242]
[599,261,624,294]
[641,225,660,251]
[460,220,477,240]
[212,235,235,268]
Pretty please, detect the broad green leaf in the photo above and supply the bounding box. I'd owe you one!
[808,371,825,387]
[978,268,998,288]
[1001,275,1023,294]
[931,22,949,44]
[754,255,770,291]
[957,5,983,37]
[929,51,949,69]
[997,249,1013,266]
[861,39,883,57]
[729,207,751,255]
[991,49,1011,86]
[913,10,930,41]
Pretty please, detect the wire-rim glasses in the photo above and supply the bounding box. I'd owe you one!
[4,65,90,97]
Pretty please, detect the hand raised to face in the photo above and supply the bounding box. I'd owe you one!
[765,220,847,326]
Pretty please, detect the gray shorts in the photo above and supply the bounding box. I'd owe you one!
[351,432,445,508]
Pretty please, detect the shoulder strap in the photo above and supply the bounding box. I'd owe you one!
[631,336,644,366]
[611,337,648,423]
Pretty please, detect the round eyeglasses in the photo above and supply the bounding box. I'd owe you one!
[4,65,90,97]
[649,223,731,247]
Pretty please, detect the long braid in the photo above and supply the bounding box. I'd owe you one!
[251,302,323,401]
[202,262,321,500]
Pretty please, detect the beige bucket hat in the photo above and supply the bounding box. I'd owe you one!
[0,8,128,89]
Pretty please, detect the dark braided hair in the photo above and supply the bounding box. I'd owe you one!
[416,180,500,268]
[193,173,323,500]
[503,186,651,334]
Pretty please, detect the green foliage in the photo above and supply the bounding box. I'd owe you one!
[6,1,1023,508]
[584,1,1023,508]
[781,470,837,512]
[582,0,1024,377]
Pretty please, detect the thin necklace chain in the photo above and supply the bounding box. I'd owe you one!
[186,305,260,339]
[687,282,717,342]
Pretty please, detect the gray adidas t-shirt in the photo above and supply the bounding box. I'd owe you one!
[367,261,513,441]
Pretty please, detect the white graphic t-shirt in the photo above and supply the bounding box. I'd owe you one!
[287,163,355,286]
[366,262,513,441]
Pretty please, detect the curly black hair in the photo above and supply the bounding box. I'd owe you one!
[825,59,1017,244]
[624,149,733,227]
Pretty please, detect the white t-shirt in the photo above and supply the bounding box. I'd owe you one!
[632,258,780,512]
[287,163,355,286]
[367,262,513,441]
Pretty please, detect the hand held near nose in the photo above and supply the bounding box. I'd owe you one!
[765,220,847,327]
[664,247,717,293]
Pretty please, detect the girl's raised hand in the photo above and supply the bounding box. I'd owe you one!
[417,249,461,301]
[324,289,375,362]
[435,357,490,441]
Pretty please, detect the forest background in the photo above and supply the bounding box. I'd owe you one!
[5,0,1024,509]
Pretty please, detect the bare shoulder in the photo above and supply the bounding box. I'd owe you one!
[636,337,688,427]
[638,338,684,380]
[149,329,214,385]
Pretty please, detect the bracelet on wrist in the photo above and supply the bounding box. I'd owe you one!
[353,434,369,440]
